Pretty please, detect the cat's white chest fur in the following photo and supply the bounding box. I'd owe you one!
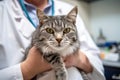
[42,45,77,57]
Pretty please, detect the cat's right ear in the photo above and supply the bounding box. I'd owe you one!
[37,8,49,24]
[66,6,78,23]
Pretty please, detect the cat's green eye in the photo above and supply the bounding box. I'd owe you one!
[46,28,54,34]
[63,28,71,34]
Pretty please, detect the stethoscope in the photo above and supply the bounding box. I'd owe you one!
[19,0,55,28]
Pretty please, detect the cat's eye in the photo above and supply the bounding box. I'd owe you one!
[63,28,71,34]
[46,28,54,34]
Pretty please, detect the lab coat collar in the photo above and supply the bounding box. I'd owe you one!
[23,0,52,11]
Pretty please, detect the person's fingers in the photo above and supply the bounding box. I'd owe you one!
[64,54,76,67]
[64,59,72,68]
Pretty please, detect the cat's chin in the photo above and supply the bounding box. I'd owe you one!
[50,45,76,57]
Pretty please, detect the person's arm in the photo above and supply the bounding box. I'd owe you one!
[77,16,105,80]
[64,50,93,73]
[21,46,51,80]
[0,46,51,80]
[64,50,105,80]
[0,64,23,80]
[84,52,105,80]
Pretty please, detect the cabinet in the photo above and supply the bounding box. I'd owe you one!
[103,60,120,80]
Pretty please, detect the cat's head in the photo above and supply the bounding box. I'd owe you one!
[35,6,80,55]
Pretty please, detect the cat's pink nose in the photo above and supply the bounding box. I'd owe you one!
[56,38,62,43]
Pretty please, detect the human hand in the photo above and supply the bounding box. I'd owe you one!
[64,50,93,73]
[21,46,51,80]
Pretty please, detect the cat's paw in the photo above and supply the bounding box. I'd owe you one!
[56,69,68,80]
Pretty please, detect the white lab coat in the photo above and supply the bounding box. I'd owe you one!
[0,0,105,80]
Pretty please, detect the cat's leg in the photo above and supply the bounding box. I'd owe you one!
[55,64,67,80]
[44,53,68,80]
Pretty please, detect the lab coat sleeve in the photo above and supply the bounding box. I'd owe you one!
[0,64,23,80]
[76,15,106,80]
[86,53,106,80]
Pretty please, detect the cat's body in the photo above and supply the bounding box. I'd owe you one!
[25,7,88,80]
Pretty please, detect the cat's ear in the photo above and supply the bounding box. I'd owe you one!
[37,8,49,24]
[66,6,78,23]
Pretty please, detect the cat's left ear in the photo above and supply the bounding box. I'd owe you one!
[66,6,78,23]
[37,8,49,23]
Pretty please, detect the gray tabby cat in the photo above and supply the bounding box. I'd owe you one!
[26,7,88,80]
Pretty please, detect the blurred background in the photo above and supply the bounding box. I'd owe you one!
[61,0,120,80]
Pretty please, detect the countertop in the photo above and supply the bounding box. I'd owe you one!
[103,60,120,68]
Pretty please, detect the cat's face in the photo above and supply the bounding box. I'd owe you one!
[35,7,79,54]
[39,17,78,50]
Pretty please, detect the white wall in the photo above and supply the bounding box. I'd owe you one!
[90,0,120,42]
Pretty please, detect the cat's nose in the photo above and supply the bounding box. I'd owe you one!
[56,38,62,43]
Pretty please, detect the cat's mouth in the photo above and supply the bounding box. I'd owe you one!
[48,43,67,50]
[54,44,70,50]
[47,41,70,50]
[57,43,62,47]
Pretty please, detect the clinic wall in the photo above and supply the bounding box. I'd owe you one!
[90,0,120,42]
